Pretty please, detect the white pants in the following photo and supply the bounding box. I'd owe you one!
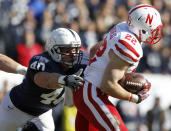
[0,91,55,131]
[31,110,55,131]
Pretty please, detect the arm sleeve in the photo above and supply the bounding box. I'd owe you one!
[27,56,49,81]
[126,62,139,73]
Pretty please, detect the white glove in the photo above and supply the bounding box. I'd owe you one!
[58,69,84,91]
[16,65,27,75]
[136,89,149,103]
[129,89,149,104]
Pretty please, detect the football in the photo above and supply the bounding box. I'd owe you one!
[118,73,151,94]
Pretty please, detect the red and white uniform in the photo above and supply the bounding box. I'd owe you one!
[73,22,143,131]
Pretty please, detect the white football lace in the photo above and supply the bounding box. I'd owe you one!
[126,81,143,87]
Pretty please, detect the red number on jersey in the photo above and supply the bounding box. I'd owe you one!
[131,38,137,45]
[125,34,132,41]
[125,34,137,45]
[96,38,107,57]
[89,38,107,66]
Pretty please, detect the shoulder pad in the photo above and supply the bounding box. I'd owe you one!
[112,32,143,64]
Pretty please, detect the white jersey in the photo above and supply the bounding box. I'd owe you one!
[84,22,143,87]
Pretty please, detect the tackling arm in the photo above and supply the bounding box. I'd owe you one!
[34,69,83,90]
[34,72,62,89]
[0,54,27,75]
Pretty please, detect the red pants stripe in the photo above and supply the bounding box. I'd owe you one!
[73,81,128,131]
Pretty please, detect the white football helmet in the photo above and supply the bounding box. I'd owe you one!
[127,4,163,45]
[46,28,81,67]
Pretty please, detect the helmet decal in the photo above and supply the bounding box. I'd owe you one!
[145,14,153,25]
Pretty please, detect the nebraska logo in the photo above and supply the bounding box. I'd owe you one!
[145,14,153,25]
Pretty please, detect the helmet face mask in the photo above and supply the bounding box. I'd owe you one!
[145,25,163,45]
[53,46,81,68]
[47,28,82,68]
[127,4,163,45]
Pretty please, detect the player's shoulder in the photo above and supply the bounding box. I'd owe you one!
[118,25,142,55]
[114,22,140,42]
[28,52,52,72]
[107,22,143,64]
[29,52,50,63]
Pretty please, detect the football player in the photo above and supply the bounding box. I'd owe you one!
[0,28,89,131]
[0,54,27,75]
[73,4,163,131]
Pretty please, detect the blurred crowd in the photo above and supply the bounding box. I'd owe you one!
[0,0,170,73]
[116,96,171,131]
[0,0,171,131]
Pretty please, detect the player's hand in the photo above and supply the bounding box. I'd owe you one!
[16,65,27,75]
[129,89,149,103]
[136,89,149,103]
[58,69,84,91]
[64,69,84,91]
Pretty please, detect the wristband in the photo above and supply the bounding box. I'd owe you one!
[16,65,27,75]
[131,94,139,103]
[128,93,133,102]
[128,93,139,103]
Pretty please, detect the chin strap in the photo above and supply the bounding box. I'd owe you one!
[62,61,74,68]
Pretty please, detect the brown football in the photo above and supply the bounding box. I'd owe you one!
[118,73,151,94]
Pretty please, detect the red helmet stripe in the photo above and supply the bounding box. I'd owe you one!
[118,40,140,57]
[129,5,157,15]
[115,44,138,62]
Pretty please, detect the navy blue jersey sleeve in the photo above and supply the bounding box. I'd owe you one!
[27,55,51,81]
